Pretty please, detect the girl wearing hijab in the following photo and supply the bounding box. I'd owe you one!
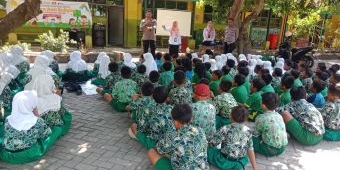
[41,50,62,78]
[202,54,210,63]
[10,46,31,86]
[4,65,21,93]
[92,54,111,86]
[210,59,218,71]
[92,52,107,78]
[0,72,16,115]
[143,53,158,75]
[62,51,91,82]
[248,59,257,80]
[162,21,181,58]
[123,53,137,70]
[32,75,72,134]
[263,61,273,75]
[203,21,216,46]
[0,53,13,74]
[215,55,223,70]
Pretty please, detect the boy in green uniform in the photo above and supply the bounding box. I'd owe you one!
[159,62,174,86]
[208,106,257,170]
[221,65,233,82]
[261,73,275,93]
[212,80,237,129]
[315,72,329,97]
[149,70,161,87]
[319,84,340,141]
[131,65,148,89]
[253,92,288,157]
[167,71,192,105]
[227,59,237,78]
[279,76,294,106]
[272,68,282,93]
[231,74,249,104]
[209,70,222,96]
[147,104,208,170]
[300,68,313,92]
[104,66,138,112]
[159,53,174,72]
[277,87,325,145]
[246,78,265,121]
[96,62,122,95]
[238,67,251,95]
[192,83,217,142]
[291,69,303,87]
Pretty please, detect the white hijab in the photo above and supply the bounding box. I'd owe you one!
[191,53,198,61]
[0,72,13,95]
[210,59,218,71]
[41,50,54,62]
[263,61,273,74]
[202,54,210,63]
[5,65,20,79]
[256,59,264,66]
[10,45,27,66]
[239,54,247,61]
[98,54,111,79]
[95,52,107,64]
[25,55,55,90]
[143,53,158,75]
[7,90,39,131]
[227,54,238,66]
[67,51,87,72]
[220,54,227,66]
[275,61,285,74]
[248,59,257,77]
[0,53,13,73]
[32,75,61,115]
[215,55,223,70]
[123,53,136,69]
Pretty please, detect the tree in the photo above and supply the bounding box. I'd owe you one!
[0,0,42,39]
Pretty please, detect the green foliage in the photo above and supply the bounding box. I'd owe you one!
[0,42,31,53]
[287,11,320,38]
[0,0,5,7]
[35,29,76,53]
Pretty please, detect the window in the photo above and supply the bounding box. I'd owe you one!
[143,0,188,19]
[252,9,282,28]
[203,5,213,23]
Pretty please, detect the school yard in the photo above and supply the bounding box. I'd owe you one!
[0,55,339,170]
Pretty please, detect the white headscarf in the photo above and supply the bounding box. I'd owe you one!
[227,54,238,66]
[95,52,107,64]
[41,50,54,62]
[275,61,285,74]
[239,54,247,61]
[248,59,257,77]
[5,65,20,78]
[10,45,27,66]
[25,55,55,90]
[277,58,284,63]
[220,54,227,66]
[210,59,218,71]
[98,54,111,79]
[7,90,39,131]
[67,51,87,72]
[202,54,210,63]
[215,55,223,70]
[0,72,13,95]
[32,75,61,115]
[256,59,264,66]
[0,53,13,73]
[143,53,158,75]
[123,53,136,69]
[191,53,198,61]
[263,61,273,74]
[247,54,252,61]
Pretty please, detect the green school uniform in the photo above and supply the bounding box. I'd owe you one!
[191,100,216,142]
[229,68,236,78]
[272,77,281,93]
[261,84,275,93]
[221,74,233,82]
[192,72,212,84]
[319,100,340,141]
[130,96,156,123]
[159,71,174,86]
[321,87,328,97]
[101,72,122,95]
[168,85,192,105]
[293,78,303,87]
[231,84,248,104]
[111,79,138,112]
[279,90,291,106]
[244,76,251,94]
[246,91,263,121]
[0,86,15,116]
[209,80,220,96]
[213,92,237,129]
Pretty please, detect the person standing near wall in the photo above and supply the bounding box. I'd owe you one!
[140,10,157,57]
[202,21,216,46]
[162,21,181,58]
[224,18,239,54]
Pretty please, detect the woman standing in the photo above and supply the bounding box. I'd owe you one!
[162,21,181,58]
[203,21,216,46]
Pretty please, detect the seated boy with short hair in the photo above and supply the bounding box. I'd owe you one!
[291,69,303,87]
[246,78,265,121]
[253,92,288,157]
[319,83,340,141]
[213,80,238,129]
[96,62,122,95]
[272,67,283,93]
[209,70,222,96]
[147,103,208,170]
[301,68,313,92]
[149,70,161,87]
[279,76,294,106]
[261,73,275,93]
[221,65,233,82]
[231,74,249,104]
[131,64,148,88]
[159,62,174,86]
[104,66,138,112]
[307,79,326,108]
[277,87,325,146]
[208,106,257,170]
[167,71,192,105]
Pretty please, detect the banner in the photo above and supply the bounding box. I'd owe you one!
[6,0,92,28]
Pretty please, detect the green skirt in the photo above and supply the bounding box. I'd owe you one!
[286,118,323,146]
[323,128,340,141]
[215,116,231,130]
[61,110,72,136]
[91,78,105,86]
[207,146,249,170]
[110,99,128,112]
[252,136,285,157]
[136,132,156,150]
[154,157,172,170]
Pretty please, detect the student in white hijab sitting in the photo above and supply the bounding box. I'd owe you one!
[123,53,137,70]
[4,65,21,93]
[92,52,107,78]
[263,61,274,75]
[62,51,91,83]
[91,54,111,86]
[41,50,62,78]
[0,72,16,115]
[143,53,158,75]
[0,53,13,74]
[10,45,30,76]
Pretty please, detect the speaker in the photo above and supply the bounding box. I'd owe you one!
[92,24,106,47]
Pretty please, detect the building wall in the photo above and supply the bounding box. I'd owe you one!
[124,0,141,47]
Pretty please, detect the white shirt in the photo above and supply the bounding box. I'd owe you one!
[163,27,181,45]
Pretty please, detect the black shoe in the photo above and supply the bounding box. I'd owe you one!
[76,85,82,95]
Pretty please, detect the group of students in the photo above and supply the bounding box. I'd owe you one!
[0,46,72,163]
[88,48,340,170]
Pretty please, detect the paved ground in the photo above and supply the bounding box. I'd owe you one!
[0,61,339,170]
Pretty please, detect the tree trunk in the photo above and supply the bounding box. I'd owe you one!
[237,0,265,55]
[228,0,245,20]
[0,0,41,39]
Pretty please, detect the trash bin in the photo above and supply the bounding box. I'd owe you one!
[92,23,106,47]
[269,34,279,50]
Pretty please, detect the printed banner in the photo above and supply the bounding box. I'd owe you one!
[6,0,92,28]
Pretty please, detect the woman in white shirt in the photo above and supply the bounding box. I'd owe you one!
[202,21,216,46]
[162,21,181,58]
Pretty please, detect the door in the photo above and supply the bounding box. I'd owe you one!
[108,6,124,46]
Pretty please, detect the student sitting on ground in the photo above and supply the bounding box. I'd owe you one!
[143,53,158,75]
[246,78,265,121]
[192,62,211,85]
[191,83,216,142]
[307,79,326,108]
[319,83,340,141]
[159,62,174,86]
[221,65,233,82]
[283,59,294,76]
[277,87,325,146]
[92,52,107,78]
[253,92,288,157]
[226,59,237,78]
[208,106,257,170]
[301,68,313,92]
[62,51,91,82]
[213,80,237,129]
[91,54,111,86]
[123,53,137,71]
[329,68,340,84]
[155,52,163,69]
[159,53,174,73]
[10,46,31,85]
[131,64,148,89]
[167,71,192,105]
[181,57,194,81]
[279,76,294,106]
[315,72,330,97]
[272,67,283,93]
[209,70,222,96]
[130,86,174,150]
[147,103,208,170]
[104,66,138,112]
[149,70,161,87]
[261,73,275,93]
[4,65,22,93]
[291,69,303,87]
[231,74,248,104]
[96,62,122,95]
[0,72,16,115]
[41,50,62,78]
[238,66,251,94]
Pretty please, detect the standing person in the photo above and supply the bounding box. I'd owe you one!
[224,18,239,54]
[202,21,216,46]
[140,10,157,57]
[162,21,181,58]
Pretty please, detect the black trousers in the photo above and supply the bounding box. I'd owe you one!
[169,44,180,58]
[143,40,156,57]
[224,42,236,54]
